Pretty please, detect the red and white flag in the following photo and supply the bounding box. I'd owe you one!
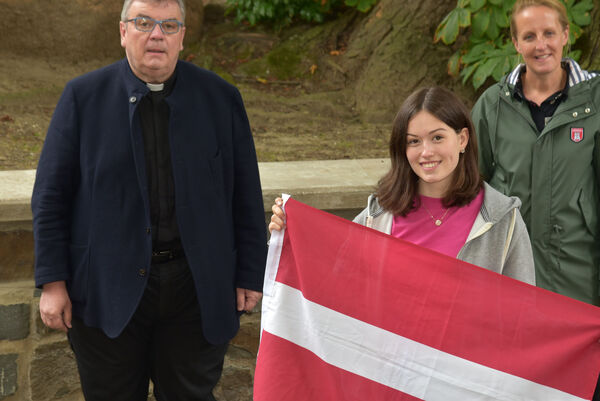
[254,196,600,400]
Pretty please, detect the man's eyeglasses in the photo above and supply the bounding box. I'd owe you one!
[124,17,183,35]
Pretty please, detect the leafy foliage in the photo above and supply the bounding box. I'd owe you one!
[435,0,594,89]
[225,0,378,29]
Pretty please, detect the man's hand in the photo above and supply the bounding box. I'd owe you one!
[39,281,72,332]
[236,288,263,313]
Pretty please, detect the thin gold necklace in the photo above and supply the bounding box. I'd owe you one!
[422,203,449,226]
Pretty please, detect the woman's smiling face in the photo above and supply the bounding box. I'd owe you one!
[405,110,468,198]
[512,5,568,79]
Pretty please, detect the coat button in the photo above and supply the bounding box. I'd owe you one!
[505,91,510,96]
[585,108,591,113]
[138,268,146,277]
[129,96,137,103]
[146,227,151,234]
[572,111,578,118]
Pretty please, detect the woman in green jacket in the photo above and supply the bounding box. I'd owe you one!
[472,0,600,305]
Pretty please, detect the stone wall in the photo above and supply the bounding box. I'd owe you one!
[0,159,389,400]
[0,280,261,401]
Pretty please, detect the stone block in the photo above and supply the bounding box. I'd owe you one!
[0,231,34,282]
[30,340,82,401]
[259,158,389,212]
[214,363,253,401]
[214,342,258,401]
[231,312,261,356]
[0,303,30,340]
[0,354,18,399]
[0,171,35,227]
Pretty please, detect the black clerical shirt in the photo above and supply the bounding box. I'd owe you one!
[138,73,182,252]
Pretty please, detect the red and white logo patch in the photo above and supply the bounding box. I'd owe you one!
[571,127,584,143]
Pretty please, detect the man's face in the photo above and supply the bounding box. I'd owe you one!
[119,0,185,83]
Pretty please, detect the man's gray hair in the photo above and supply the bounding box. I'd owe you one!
[121,0,186,22]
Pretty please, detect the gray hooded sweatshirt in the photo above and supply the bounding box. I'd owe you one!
[353,183,535,285]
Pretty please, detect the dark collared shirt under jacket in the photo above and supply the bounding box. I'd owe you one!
[138,73,182,252]
[513,63,570,133]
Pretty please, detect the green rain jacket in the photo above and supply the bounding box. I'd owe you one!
[472,59,600,305]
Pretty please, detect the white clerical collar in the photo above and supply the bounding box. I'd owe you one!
[146,82,164,92]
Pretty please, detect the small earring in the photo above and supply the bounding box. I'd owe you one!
[460,148,465,154]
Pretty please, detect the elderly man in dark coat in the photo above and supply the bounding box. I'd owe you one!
[32,0,267,399]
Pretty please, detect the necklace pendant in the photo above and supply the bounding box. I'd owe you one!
[435,219,442,226]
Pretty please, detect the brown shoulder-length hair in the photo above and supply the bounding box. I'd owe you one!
[376,87,483,216]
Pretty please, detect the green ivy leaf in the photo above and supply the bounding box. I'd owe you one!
[571,1,592,26]
[487,0,503,5]
[461,42,494,63]
[493,6,509,28]
[469,35,489,44]
[472,57,501,88]
[434,9,461,44]
[356,0,376,12]
[491,54,513,80]
[485,10,500,40]
[571,0,593,10]
[458,7,471,27]
[571,24,583,41]
[461,62,479,85]
[468,0,486,13]
[471,10,490,38]
[572,13,591,26]
[501,0,515,13]
[511,53,521,68]
[568,49,582,61]
[227,0,380,29]
[257,2,265,16]
[448,51,461,76]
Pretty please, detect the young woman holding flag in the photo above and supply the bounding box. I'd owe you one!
[269,86,535,284]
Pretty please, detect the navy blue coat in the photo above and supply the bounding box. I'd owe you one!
[32,59,267,343]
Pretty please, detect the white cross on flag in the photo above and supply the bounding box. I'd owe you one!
[254,196,600,400]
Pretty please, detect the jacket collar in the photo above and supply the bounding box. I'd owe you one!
[119,59,150,98]
[479,182,520,224]
[513,61,570,102]
[506,58,598,88]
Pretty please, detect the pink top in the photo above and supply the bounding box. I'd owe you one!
[391,189,484,258]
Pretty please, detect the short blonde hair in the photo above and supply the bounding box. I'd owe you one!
[510,0,568,40]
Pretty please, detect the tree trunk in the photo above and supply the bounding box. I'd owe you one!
[578,0,600,71]
[335,0,478,122]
